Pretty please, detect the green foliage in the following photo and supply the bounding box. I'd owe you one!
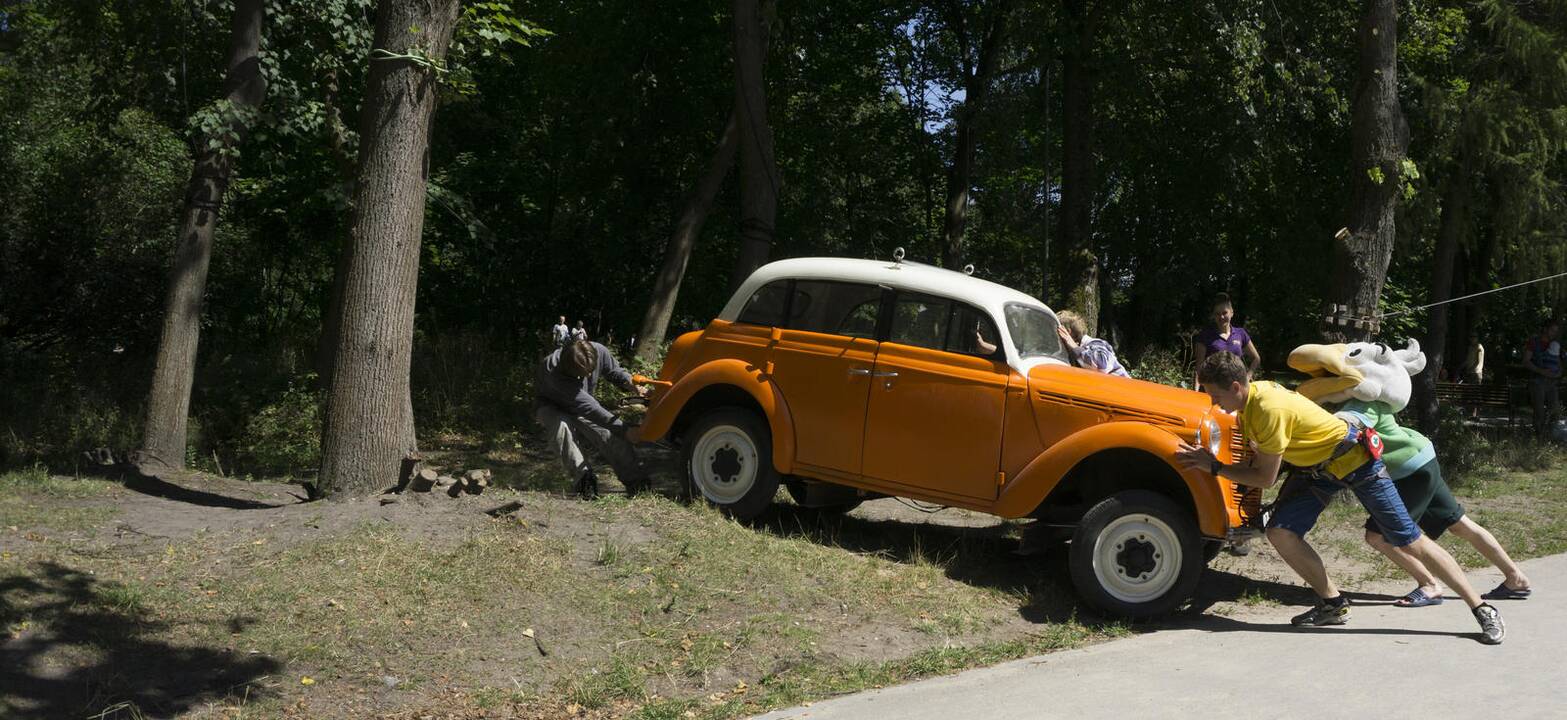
[2,0,1565,479]
[1127,345,1189,388]
[239,381,322,477]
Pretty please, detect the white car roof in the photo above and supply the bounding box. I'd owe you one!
[718,257,1052,320]
[717,257,1066,373]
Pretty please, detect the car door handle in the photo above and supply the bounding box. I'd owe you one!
[872,371,899,378]
[848,368,873,376]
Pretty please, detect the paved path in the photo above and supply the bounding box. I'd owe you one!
[755,554,1564,719]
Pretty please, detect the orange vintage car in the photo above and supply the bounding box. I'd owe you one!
[631,255,1260,617]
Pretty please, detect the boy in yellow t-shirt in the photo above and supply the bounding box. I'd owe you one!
[1176,352,1504,644]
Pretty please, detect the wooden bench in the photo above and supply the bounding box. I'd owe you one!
[1434,381,1515,425]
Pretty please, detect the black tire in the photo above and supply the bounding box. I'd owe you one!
[1202,539,1223,564]
[784,479,863,515]
[1068,490,1203,619]
[681,408,781,521]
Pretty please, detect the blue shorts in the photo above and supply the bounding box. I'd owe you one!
[1266,460,1422,547]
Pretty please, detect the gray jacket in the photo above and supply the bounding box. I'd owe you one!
[535,341,634,427]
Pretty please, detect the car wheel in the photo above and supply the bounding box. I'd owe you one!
[682,408,781,521]
[784,479,863,515]
[1068,490,1202,619]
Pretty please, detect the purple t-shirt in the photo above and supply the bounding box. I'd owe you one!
[1196,326,1251,358]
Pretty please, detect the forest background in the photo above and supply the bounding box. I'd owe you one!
[1,0,1564,483]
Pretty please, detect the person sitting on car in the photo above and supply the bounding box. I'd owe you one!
[1175,352,1505,644]
[535,338,651,499]
[1054,310,1129,377]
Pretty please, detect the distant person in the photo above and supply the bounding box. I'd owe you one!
[1055,310,1129,377]
[571,320,588,343]
[534,338,651,499]
[1459,334,1485,385]
[1523,318,1562,439]
[1192,292,1261,389]
[551,315,571,347]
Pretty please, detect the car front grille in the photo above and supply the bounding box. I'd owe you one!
[1229,427,1262,527]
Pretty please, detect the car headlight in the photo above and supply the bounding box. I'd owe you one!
[1203,418,1223,457]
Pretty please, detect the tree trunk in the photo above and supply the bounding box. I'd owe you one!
[137,0,267,472]
[728,0,780,292]
[1327,0,1408,343]
[941,4,1009,271]
[635,113,739,363]
[1413,155,1471,433]
[1056,0,1098,333]
[318,0,460,497]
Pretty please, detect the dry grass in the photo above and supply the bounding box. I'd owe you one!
[2,440,1565,719]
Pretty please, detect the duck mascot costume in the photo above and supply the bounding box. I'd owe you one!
[1287,340,1532,604]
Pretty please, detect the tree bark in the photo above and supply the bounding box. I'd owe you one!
[636,113,739,363]
[728,0,780,292]
[1413,153,1471,433]
[318,0,460,497]
[137,0,267,471]
[1055,0,1098,334]
[1327,0,1408,343]
[941,1,1009,271]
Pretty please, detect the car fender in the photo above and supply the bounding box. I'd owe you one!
[630,358,796,474]
[994,421,1228,537]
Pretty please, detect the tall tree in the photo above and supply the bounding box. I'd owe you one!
[1327,0,1408,342]
[136,0,267,471]
[636,113,738,362]
[727,0,780,291]
[1054,0,1100,333]
[940,0,1012,271]
[318,0,462,496]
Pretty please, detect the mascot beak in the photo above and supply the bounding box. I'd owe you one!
[1287,343,1363,401]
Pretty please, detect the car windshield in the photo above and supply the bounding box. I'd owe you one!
[1005,304,1067,361]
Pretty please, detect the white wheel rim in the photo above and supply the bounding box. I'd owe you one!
[690,424,759,505]
[1091,513,1183,604]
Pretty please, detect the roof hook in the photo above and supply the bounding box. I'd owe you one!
[892,247,906,264]
[962,264,975,276]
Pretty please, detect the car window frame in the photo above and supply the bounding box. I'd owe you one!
[738,278,889,341]
[882,289,1004,361]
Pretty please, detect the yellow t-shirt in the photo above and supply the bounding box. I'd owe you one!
[1240,381,1368,479]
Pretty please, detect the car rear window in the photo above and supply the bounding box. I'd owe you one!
[787,280,882,338]
[737,280,791,326]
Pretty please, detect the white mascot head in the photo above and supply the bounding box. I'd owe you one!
[1287,340,1427,413]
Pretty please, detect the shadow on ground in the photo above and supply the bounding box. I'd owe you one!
[754,504,1103,625]
[0,561,281,719]
[121,471,295,509]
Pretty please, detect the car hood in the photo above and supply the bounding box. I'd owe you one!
[1026,364,1216,433]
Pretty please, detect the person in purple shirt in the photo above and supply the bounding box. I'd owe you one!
[1191,293,1260,389]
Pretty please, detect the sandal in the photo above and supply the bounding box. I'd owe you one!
[1480,582,1532,600]
[1393,587,1444,608]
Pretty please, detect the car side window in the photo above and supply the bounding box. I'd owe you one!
[889,293,951,350]
[788,281,882,339]
[737,280,791,327]
[947,304,1001,357]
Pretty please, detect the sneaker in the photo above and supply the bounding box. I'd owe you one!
[575,469,600,500]
[1291,599,1351,626]
[1474,603,1505,645]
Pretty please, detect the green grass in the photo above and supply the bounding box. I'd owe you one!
[0,465,118,531]
[10,442,1561,719]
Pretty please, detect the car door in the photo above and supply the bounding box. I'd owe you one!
[763,279,885,477]
[860,294,1009,501]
